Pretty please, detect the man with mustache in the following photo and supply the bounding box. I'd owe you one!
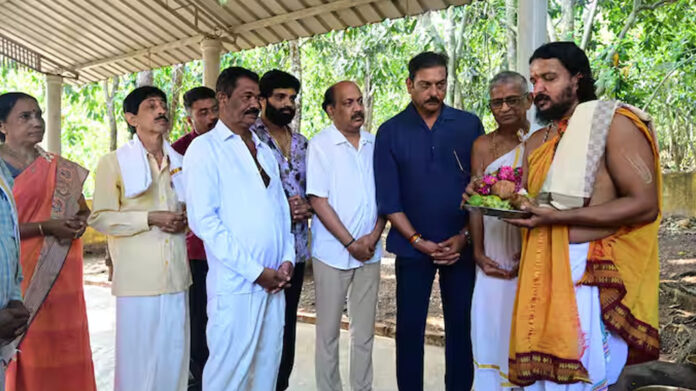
[250,70,311,391]
[374,52,484,391]
[90,86,191,391]
[499,42,661,389]
[307,81,385,391]
[171,86,218,391]
[183,67,295,390]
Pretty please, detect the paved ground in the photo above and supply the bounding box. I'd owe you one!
[85,285,447,391]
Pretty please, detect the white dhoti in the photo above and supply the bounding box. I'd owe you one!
[115,292,190,391]
[471,144,524,391]
[203,289,285,391]
[524,243,628,391]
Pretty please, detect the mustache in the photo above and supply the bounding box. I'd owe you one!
[155,115,169,122]
[425,97,441,104]
[351,112,365,121]
[244,108,260,116]
[534,94,550,104]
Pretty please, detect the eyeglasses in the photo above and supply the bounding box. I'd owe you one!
[489,94,528,109]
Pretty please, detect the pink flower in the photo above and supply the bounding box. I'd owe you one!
[483,175,498,186]
[498,166,516,182]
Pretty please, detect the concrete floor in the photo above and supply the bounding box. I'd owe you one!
[85,285,447,391]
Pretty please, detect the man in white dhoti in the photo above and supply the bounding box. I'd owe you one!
[89,86,192,391]
[469,71,532,390]
[500,42,661,390]
[183,66,295,391]
[307,81,386,391]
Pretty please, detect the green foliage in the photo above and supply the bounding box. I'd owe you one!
[1,0,695,188]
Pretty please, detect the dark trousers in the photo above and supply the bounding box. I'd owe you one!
[188,260,209,391]
[395,252,475,391]
[276,262,306,391]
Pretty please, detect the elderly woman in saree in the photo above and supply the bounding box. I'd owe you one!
[0,92,95,391]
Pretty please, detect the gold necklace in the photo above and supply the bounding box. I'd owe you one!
[269,128,291,160]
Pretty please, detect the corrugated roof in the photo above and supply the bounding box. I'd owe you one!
[0,0,473,83]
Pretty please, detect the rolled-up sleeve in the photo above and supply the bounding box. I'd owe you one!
[184,140,264,283]
[374,124,403,215]
[88,155,150,237]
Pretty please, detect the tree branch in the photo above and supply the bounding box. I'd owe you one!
[580,0,601,50]
[642,53,696,111]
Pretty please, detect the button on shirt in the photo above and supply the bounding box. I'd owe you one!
[374,104,484,258]
[183,121,295,296]
[88,150,191,297]
[306,125,382,270]
[0,161,22,309]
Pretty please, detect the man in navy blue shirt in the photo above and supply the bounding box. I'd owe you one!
[374,52,483,391]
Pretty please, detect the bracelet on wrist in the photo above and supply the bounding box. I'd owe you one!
[408,233,422,245]
[344,238,356,248]
[38,223,45,237]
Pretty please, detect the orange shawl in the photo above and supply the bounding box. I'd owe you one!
[5,155,96,391]
[508,108,661,385]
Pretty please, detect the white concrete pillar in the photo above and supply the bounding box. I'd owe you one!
[517,0,548,80]
[45,74,63,155]
[517,0,548,130]
[201,38,222,89]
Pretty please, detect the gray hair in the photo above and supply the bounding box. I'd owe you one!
[488,71,529,95]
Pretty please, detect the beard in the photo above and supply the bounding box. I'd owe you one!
[535,85,575,124]
[265,103,295,127]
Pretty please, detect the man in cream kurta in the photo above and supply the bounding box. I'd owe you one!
[183,67,295,391]
[89,87,191,391]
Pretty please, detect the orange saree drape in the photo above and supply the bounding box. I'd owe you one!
[5,155,96,391]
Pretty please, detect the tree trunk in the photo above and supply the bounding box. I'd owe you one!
[580,0,600,50]
[547,13,558,42]
[169,64,185,134]
[137,70,154,86]
[363,59,374,133]
[561,0,576,41]
[505,0,517,71]
[289,40,303,134]
[103,76,120,151]
[444,8,457,106]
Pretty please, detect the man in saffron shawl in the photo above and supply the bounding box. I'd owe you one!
[0,92,95,391]
[501,42,661,390]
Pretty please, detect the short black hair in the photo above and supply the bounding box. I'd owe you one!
[183,86,216,111]
[216,66,259,97]
[123,86,167,134]
[408,51,448,80]
[530,41,597,103]
[0,92,38,142]
[321,84,337,114]
[259,70,300,98]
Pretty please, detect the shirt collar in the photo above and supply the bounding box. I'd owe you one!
[213,119,267,151]
[328,124,371,146]
[406,102,456,123]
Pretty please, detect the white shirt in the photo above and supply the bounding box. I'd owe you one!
[306,124,382,270]
[183,121,295,296]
